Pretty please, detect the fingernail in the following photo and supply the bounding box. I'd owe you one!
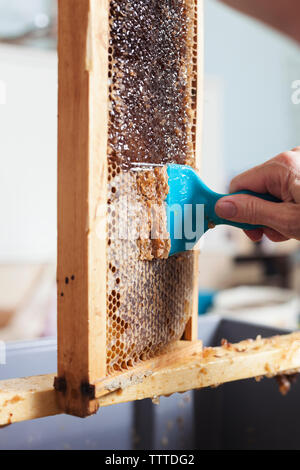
[215,200,237,219]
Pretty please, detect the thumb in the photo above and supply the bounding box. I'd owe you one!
[215,195,293,235]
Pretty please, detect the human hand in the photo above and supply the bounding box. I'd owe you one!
[215,148,300,242]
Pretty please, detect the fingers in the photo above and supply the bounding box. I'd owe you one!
[244,228,289,243]
[262,228,289,242]
[215,194,283,227]
[229,151,300,200]
[244,228,263,242]
[215,194,300,239]
[229,163,272,194]
[222,149,300,242]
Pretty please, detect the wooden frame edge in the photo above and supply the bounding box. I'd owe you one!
[184,0,204,342]
[2,332,300,426]
[56,0,109,417]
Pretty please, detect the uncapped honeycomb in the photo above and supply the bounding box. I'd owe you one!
[106,0,198,374]
[136,166,171,261]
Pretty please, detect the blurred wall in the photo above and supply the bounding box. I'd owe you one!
[205,0,300,181]
[0,45,57,262]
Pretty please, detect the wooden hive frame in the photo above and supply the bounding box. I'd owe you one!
[55,0,202,418]
[1,0,300,426]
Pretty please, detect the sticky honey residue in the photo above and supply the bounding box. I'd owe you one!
[275,372,299,396]
[201,335,300,395]
[152,395,160,405]
[3,395,24,407]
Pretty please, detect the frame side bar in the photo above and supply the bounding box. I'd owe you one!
[57,0,109,417]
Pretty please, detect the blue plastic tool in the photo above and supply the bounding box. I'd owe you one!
[166,164,281,256]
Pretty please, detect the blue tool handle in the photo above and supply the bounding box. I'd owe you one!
[211,190,281,231]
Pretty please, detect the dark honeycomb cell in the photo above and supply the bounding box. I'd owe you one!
[108,0,197,168]
[106,0,198,374]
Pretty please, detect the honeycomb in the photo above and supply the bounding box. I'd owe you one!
[136,166,171,261]
[106,0,198,374]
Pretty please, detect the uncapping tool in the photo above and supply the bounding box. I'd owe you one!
[166,164,281,256]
